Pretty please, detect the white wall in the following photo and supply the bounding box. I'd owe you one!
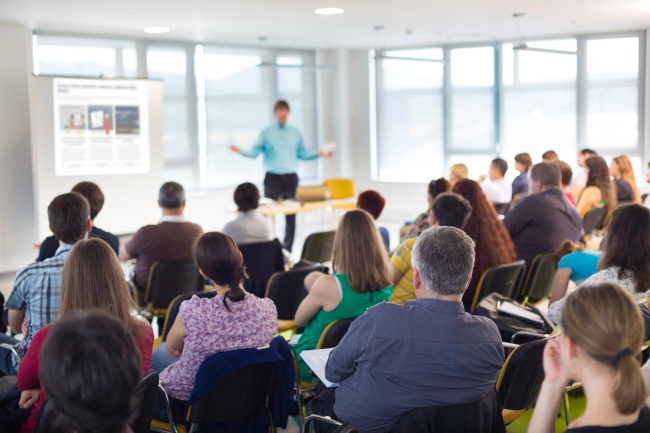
[0,24,39,273]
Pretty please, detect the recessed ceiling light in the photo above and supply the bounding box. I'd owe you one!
[315,8,344,15]
[144,27,170,34]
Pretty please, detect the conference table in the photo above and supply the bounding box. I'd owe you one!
[256,198,357,245]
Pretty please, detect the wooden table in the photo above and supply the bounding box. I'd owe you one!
[256,198,357,244]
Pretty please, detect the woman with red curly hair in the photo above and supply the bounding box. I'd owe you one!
[452,179,518,310]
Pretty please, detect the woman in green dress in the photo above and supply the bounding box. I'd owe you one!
[292,209,393,382]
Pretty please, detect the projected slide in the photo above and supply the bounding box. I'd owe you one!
[53,78,150,176]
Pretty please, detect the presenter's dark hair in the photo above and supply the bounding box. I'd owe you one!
[491,158,508,176]
[71,181,105,220]
[274,100,290,112]
[40,311,142,433]
[194,232,248,311]
[432,193,472,229]
[158,182,185,209]
[234,182,260,212]
[48,192,90,245]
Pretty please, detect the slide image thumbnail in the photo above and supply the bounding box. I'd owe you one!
[88,105,113,134]
[59,105,86,131]
[115,106,140,134]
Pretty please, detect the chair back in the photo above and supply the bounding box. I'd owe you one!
[301,231,336,263]
[517,254,556,304]
[131,370,160,433]
[493,203,510,216]
[145,258,205,309]
[496,338,547,411]
[392,387,505,433]
[470,261,526,314]
[34,399,54,433]
[510,193,526,210]
[160,290,217,342]
[239,239,285,298]
[187,362,277,425]
[266,265,326,320]
[323,179,355,200]
[317,318,356,350]
[583,205,608,237]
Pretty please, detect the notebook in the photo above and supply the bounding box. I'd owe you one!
[300,348,339,388]
[498,301,544,325]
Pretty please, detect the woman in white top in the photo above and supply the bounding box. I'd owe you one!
[548,203,650,323]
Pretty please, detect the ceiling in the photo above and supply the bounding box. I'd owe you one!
[1,0,650,49]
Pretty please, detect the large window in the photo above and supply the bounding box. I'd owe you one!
[33,33,319,190]
[374,33,645,183]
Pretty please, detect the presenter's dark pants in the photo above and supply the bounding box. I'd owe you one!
[264,172,299,251]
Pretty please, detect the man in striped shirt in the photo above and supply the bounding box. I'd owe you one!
[0,192,91,375]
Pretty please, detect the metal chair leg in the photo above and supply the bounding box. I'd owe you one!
[158,384,179,433]
[563,390,571,427]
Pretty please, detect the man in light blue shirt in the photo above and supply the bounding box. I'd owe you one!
[230,100,331,251]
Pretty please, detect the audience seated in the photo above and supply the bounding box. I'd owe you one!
[611,155,641,204]
[291,210,392,383]
[503,162,582,267]
[357,190,390,250]
[313,227,505,433]
[645,162,650,208]
[575,156,617,217]
[529,283,650,433]
[390,192,472,305]
[541,150,559,162]
[401,178,450,242]
[17,238,153,433]
[452,179,518,310]
[570,148,598,198]
[0,192,91,376]
[36,181,119,261]
[449,163,468,188]
[548,203,650,323]
[549,240,601,305]
[222,182,271,245]
[39,312,144,433]
[120,182,203,299]
[555,160,577,206]
[478,158,511,204]
[512,153,532,199]
[151,232,277,417]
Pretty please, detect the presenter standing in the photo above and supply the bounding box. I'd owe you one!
[230,100,332,252]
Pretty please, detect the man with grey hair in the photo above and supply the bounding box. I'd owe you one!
[312,226,504,433]
[503,162,582,266]
[120,182,203,300]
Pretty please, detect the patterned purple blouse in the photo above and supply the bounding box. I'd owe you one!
[159,293,278,400]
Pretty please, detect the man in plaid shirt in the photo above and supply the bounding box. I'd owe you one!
[0,192,91,375]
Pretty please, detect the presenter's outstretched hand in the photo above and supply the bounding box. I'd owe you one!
[318,150,333,157]
[229,144,241,153]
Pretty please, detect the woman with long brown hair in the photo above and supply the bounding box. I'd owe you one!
[576,156,618,216]
[452,179,518,310]
[548,203,650,323]
[529,283,649,432]
[611,155,641,204]
[292,209,393,382]
[16,238,153,433]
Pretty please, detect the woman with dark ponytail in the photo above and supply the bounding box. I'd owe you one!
[152,232,277,408]
[529,283,650,433]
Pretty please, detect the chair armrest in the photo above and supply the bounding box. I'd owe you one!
[278,320,296,332]
[510,330,549,344]
[282,249,293,271]
[302,414,343,433]
[0,343,20,367]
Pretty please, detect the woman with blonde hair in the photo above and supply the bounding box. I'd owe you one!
[611,155,641,204]
[17,238,153,433]
[528,283,650,432]
[449,164,468,187]
[292,209,393,382]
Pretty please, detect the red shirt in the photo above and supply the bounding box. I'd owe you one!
[18,323,153,433]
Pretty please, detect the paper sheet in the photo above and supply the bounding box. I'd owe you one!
[321,142,337,154]
[289,334,302,345]
[498,302,544,324]
[300,348,339,388]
